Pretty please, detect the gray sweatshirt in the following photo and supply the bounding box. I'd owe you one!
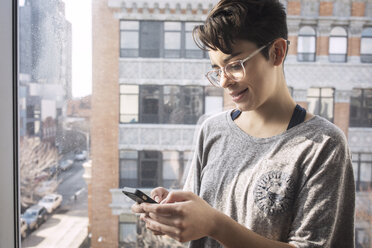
[184,110,355,248]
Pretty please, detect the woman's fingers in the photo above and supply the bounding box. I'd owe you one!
[131,203,145,214]
[142,215,180,238]
[142,202,183,216]
[151,187,169,203]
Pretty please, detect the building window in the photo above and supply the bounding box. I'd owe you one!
[307,87,334,122]
[140,21,162,58]
[329,27,348,63]
[355,228,370,248]
[120,85,139,123]
[120,150,188,189]
[139,151,162,188]
[350,88,372,127]
[297,26,316,62]
[120,20,207,59]
[205,86,224,115]
[361,27,372,63]
[185,22,205,58]
[119,151,138,188]
[164,22,182,58]
[140,85,161,123]
[352,153,372,191]
[163,151,181,189]
[119,222,137,247]
[120,84,211,125]
[120,21,139,57]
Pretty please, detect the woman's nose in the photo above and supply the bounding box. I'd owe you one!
[219,70,234,88]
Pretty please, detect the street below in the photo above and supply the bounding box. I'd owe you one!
[21,159,88,248]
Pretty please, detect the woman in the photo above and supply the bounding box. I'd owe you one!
[132,0,355,247]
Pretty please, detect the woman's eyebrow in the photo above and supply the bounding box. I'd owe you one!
[210,51,243,68]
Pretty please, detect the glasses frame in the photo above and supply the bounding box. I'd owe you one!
[205,40,290,87]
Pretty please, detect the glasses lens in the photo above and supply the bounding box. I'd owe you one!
[226,61,244,81]
[206,71,221,87]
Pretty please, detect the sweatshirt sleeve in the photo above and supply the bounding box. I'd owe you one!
[288,132,355,248]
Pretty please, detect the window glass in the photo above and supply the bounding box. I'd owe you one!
[361,28,372,63]
[297,26,316,62]
[119,223,137,242]
[350,88,372,127]
[162,151,180,189]
[307,88,334,122]
[120,85,139,123]
[140,21,162,58]
[329,27,347,62]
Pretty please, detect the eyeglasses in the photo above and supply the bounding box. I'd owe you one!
[205,40,290,87]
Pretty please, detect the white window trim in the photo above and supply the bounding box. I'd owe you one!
[0,0,19,247]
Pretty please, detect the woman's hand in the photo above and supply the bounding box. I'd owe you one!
[131,187,170,236]
[140,191,219,243]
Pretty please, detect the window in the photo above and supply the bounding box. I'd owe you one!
[307,88,334,122]
[120,85,139,123]
[350,88,372,127]
[120,150,162,188]
[361,27,372,63]
[120,21,139,57]
[119,222,137,247]
[140,21,162,58]
[185,22,205,58]
[120,20,208,59]
[120,84,212,125]
[120,150,187,189]
[120,151,138,188]
[329,27,348,62]
[297,26,316,62]
[353,153,372,191]
[355,228,370,248]
[162,151,181,188]
[164,22,182,58]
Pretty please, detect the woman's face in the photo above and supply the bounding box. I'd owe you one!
[208,40,277,112]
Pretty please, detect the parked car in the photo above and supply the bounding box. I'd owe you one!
[58,159,73,171]
[38,194,63,213]
[20,218,28,239]
[74,150,87,161]
[21,205,48,230]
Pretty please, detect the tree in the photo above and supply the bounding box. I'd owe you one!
[20,136,59,209]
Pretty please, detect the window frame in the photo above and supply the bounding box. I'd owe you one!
[307,87,335,123]
[328,26,348,63]
[352,153,372,191]
[361,27,372,63]
[0,0,19,247]
[350,88,372,127]
[119,20,208,59]
[297,26,317,62]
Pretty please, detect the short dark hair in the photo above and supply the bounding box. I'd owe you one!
[193,0,288,60]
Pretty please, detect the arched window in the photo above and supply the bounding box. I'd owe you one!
[329,27,348,62]
[361,27,372,63]
[297,26,316,62]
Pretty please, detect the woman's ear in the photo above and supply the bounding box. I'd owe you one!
[271,39,287,66]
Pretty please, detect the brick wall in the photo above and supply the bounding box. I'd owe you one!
[287,1,301,16]
[91,0,119,247]
[319,2,333,16]
[348,37,361,56]
[334,102,350,137]
[351,2,366,16]
[317,36,329,56]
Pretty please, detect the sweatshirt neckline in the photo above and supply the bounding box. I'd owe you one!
[225,109,318,143]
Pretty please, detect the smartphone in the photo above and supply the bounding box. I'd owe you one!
[122,187,157,204]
